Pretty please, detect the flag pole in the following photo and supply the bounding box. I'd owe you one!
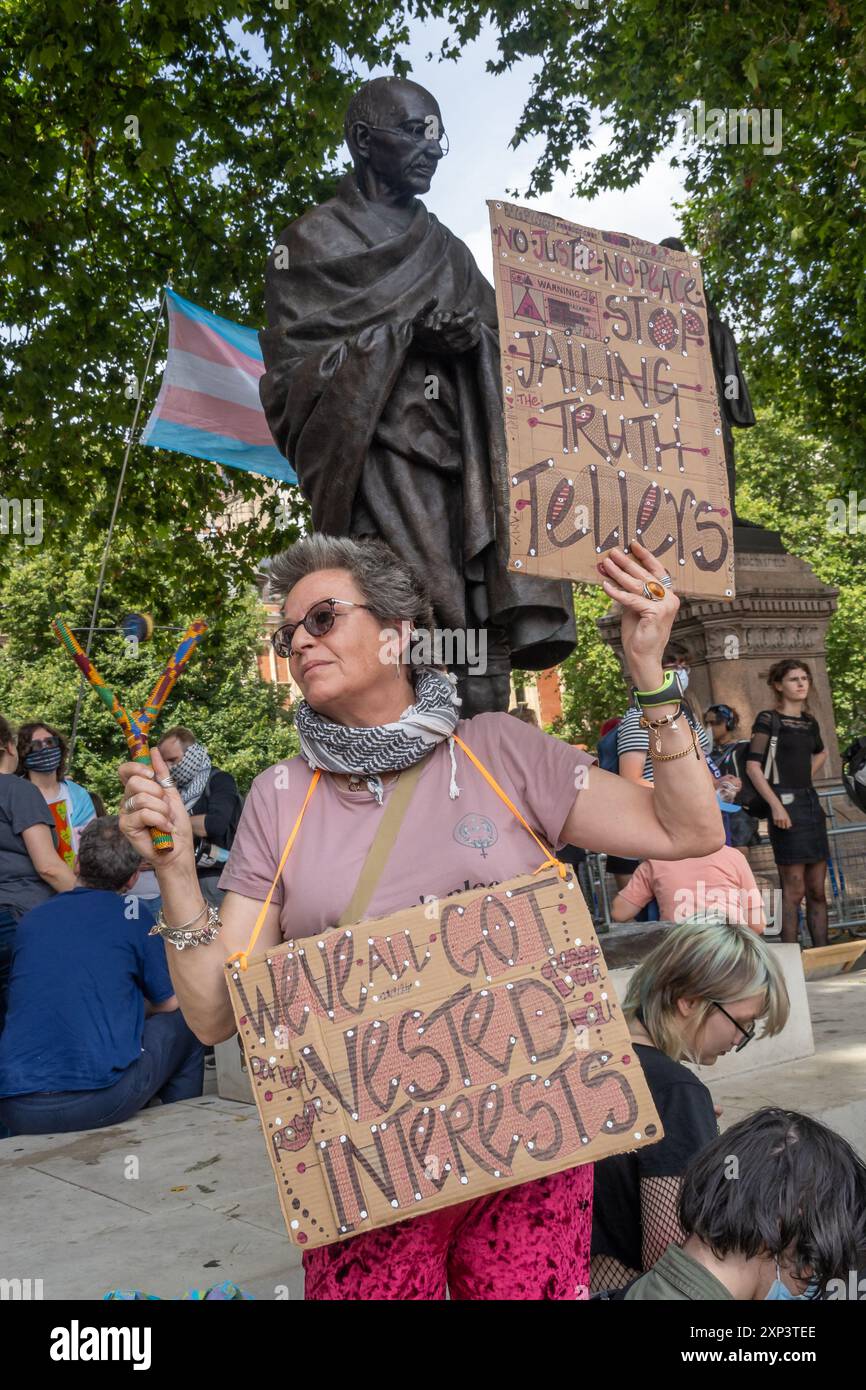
[67,277,172,768]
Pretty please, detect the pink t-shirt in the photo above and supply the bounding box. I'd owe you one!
[219,713,594,940]
[619,845,765,928]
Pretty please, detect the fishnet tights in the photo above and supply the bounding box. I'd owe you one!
[591,1176,685,1293]
[590,1254,640,1293]
[641,1175,686,1268]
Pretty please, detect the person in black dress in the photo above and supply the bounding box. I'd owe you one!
[590,919,789,1294]
[745,660,830,946]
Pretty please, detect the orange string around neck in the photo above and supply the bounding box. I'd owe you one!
[227,735,568,970]
[226,769,322,971]
[451,735,569,881]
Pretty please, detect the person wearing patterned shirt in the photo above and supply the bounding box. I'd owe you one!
[607,644,714,902]
[616,643,713,786]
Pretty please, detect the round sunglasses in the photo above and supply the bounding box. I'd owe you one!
[271,598,372,660]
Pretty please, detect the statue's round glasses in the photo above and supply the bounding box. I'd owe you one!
[271,598,373,659]
[367,122,449,156]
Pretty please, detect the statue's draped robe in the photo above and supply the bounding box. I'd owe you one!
[705,296,756,518]
[259,174,575,671]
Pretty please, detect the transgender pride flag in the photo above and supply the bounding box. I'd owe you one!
[140,288,297,484]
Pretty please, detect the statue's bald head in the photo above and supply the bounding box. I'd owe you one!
[344,77,445,199]
[344,77,440,155]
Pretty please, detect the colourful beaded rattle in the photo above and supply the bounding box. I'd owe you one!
[51,614,208,851]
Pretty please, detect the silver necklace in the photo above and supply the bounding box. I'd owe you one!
[345,771,400,793]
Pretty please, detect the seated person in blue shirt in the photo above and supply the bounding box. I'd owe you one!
[0,816,204,1135]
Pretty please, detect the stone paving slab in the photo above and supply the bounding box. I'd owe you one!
[0,1098,302,1301]
[2,1100,270,1218]
[2,1163,154,1245]
[15,1202,303,1302]
[706,973,866,1154]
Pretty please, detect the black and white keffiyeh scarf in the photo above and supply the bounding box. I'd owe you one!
[169,742,212,809]
[295,667,463,805]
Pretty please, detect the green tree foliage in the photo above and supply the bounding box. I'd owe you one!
[555,585,626,748]
[0,531,298,802]
[5,0,862,558]
[735,411,866,743]
[2,2,862,758]
[0,0,397,600]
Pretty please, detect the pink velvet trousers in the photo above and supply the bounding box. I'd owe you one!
[303,1165,593,1301]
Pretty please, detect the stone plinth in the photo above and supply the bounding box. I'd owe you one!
[598,548,841,776]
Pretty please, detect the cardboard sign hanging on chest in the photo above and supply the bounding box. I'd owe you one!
[225,867,663,1249]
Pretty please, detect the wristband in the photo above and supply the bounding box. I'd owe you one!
[632,669,682,710]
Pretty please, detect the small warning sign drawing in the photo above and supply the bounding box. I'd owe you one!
[512,285,544,321]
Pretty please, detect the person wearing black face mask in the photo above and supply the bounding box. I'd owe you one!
[1,715,77,1034]
[156,726,242,909]
[16,720,97,870]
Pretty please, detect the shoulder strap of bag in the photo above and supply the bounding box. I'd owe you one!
[337,738,568,928]
[764,710,781,785]
[228,769,322,970]
[336,756,429,927]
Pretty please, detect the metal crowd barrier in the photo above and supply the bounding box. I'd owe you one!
[580,784,866,940]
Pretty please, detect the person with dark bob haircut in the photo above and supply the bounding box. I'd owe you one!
[600,1108,866,1300]
[0,713,77,1031]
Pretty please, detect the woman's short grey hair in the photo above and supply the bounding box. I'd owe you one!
[78,817,143,893]
[267,534,437,632]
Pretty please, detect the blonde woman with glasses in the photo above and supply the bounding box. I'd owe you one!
[591,919,789,1295]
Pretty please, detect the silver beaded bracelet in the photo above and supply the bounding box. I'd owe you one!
[148,902,223,951]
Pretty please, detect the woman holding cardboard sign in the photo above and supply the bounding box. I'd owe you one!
[118,534,723,1300]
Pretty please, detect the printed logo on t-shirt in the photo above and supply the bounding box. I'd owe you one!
[453,812,499,858]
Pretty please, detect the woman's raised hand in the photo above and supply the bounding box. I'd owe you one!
[117,746,195,873]
[597,538,680,688]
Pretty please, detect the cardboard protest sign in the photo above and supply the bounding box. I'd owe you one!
[488,200,736,600]
[225,869,663,1249]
